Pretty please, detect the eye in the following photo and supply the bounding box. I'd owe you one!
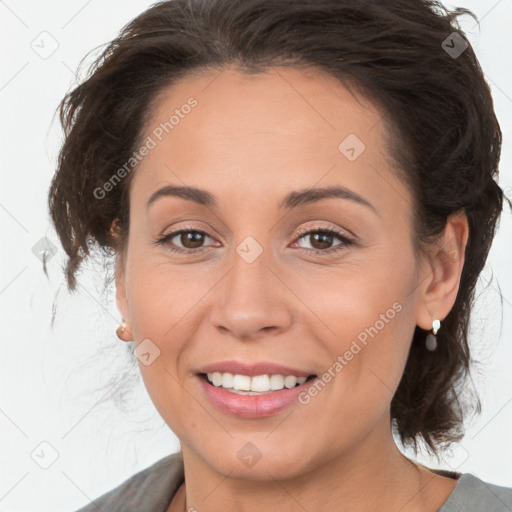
[153,227,217,253]
[293,226,354,255]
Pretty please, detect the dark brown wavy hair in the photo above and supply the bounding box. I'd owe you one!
[47,0,510,456]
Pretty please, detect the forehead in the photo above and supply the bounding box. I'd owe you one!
[130,66,406,216]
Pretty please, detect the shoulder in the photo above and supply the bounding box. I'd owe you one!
[72,451,184,512]
[439,473,512,512]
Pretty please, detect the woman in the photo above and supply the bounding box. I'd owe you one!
[48,0,512,510]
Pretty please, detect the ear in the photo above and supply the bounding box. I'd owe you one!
[415,210,469,330]
[110,219,133,342]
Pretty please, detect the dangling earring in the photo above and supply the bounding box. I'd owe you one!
[425,319,441,351]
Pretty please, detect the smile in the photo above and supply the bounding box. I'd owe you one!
[197,371,319,418]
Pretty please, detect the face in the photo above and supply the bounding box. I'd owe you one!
[116,66,428,479]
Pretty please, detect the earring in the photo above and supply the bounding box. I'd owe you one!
[116,318,131,341]
[425,319,441,351]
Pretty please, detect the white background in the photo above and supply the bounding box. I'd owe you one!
[0,1,511,510]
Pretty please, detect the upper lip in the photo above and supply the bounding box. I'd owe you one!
[197,360,315,377]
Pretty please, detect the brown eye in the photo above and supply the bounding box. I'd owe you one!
[155,229,215,252]
[295,228,352,253]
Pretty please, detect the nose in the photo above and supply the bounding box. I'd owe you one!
[209,246,293,341]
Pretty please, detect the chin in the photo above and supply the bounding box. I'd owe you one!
[190,435,319,481]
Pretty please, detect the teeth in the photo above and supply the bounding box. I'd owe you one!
[251,375,271,392]
[270,374,284,390]
[205,372,310,392]
[212,372,223,387]
[221,372,234,388]
[233,374,251,391]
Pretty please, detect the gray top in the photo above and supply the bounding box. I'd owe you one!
[73,452,512,511]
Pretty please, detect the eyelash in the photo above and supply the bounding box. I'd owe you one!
[153,225,354,256]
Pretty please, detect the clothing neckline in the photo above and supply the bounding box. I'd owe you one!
[435,473,483,511]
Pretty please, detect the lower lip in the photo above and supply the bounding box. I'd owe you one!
[197,375,316,418]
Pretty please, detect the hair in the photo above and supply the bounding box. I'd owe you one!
[48,0,511,457]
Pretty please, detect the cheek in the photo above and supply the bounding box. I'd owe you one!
[122,255,224,426]
[125,252,216,340]
[305,250,416,405]
[300,294,414,458]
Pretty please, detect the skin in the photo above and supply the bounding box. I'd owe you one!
[114,66,469,512]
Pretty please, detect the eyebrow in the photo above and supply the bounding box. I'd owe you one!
[146,184,378,215]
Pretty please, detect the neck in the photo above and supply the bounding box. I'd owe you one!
[176,425,442,512]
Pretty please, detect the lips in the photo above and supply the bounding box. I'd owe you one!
[197,360,314,377]
[195,360,318,418]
